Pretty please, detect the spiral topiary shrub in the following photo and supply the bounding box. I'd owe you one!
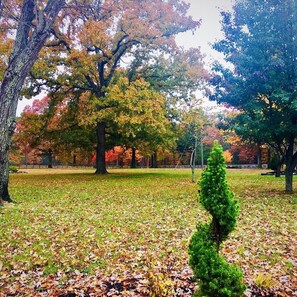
[189,140,246,297]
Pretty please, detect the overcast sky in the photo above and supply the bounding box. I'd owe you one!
[16,0,234,115]
[175,0,234,107]
[176,0,234,65]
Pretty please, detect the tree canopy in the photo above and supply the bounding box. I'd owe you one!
[25,0,207,174]
[211,0,297,192]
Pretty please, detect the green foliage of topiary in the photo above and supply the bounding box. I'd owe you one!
[189,141,246,297]
[199,141,238,249]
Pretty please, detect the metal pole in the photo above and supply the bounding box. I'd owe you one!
[201,134,204,168]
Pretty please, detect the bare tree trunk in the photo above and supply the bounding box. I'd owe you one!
[275,162,282,177]
[0,134,13,203]
[0,56,34,202]
[284,139,297,193]
[95,122,107,174]
[150,152,158,168]
[285,168,293,193]
[48,148,53,168]
[0,0,65,203]
[131,147,137,168]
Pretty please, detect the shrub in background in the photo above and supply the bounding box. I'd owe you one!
[9,166,18,173]
[189,140,246,296]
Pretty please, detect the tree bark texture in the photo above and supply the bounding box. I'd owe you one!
[48,148,53,168]
[95,122,108,174]
[275,162,282,178]
[285,169,293,193]
[0,0,65,202]
[150,152,158,168]
[284,139,297,193]
[131,147,136,168]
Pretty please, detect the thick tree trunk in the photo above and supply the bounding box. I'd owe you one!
[285,168,293,193]
[0,137,13,203]
[257,144,261,169]
[150,152,158,168]
[48,148,53,168]
[95,122,108,174]
[0,57,30,202]
[275,162,281,177]
[0,0,65,203]
[0,75,18,202]
[131,147,137,168]
[273,154,283,177]
[284,139,297,193]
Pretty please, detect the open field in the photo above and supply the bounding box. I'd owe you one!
[0,168,296,296]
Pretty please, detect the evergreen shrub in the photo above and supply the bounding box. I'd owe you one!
[189,141,246,297]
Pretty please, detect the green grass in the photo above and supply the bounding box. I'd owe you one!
[0,168,296,295]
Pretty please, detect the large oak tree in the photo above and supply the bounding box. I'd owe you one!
[27,0,204,174]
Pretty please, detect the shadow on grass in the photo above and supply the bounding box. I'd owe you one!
[14,168,192,182]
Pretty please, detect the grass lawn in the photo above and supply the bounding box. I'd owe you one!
[0,168,296,296]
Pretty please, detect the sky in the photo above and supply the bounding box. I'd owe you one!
[175,0,234,107]
[16,0,234,116]
[176,0,234,65]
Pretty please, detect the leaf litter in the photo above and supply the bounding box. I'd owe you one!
[0,169,296,296]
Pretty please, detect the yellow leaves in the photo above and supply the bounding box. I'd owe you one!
[75,76,170,139]
[0,36,13,55]
[225,132,242,146]
[110,78,169,138]
[223,150,233,164]
[148,271,175,297]
[257,94,270,105]
[145,256,175,297]
[0,36,13,79]
[68,49,99,78]
[253,273,277,289]
[77,92,101,126]
[256,94,279,110]
[79,19,111,51]
[181,107,205,129]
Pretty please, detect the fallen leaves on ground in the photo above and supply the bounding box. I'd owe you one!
[0,169,296,296]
